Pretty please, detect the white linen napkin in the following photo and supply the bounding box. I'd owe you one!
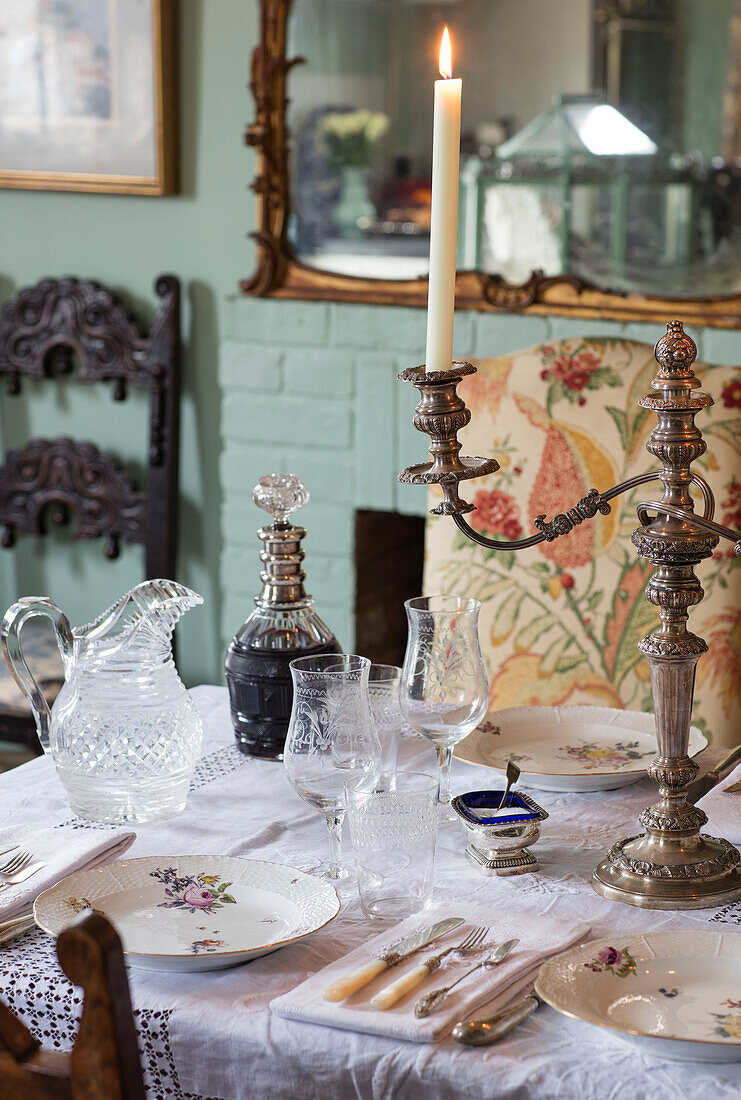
[0,825,135,926]
[698,762,741,846]
[270,901,590,1043]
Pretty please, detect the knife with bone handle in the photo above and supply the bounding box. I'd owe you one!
[321,916,464,1002]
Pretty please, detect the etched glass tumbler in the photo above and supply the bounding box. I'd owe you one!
[346,771,439,920]
[400,597,489,810]
[284,654,381,881]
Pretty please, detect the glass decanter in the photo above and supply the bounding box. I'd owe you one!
[225,474,341,760]
[1,579,203,823]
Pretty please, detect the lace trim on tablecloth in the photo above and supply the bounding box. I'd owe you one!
[0,928,201,1099]
[188,744,251,790]
[708,901,741,925]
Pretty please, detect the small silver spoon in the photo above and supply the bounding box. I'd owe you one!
[497,760,521,811]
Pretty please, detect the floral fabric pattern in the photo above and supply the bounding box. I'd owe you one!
[424,338,741,745]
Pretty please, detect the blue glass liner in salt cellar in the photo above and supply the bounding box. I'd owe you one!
[451,790,549,877]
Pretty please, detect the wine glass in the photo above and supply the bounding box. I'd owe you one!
[400,596,488,812]
[284,654,381,881]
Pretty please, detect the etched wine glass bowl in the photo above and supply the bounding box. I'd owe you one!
[400,596,489,814]
[284,653,381,881]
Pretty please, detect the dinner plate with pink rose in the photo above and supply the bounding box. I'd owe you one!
[34,856,340,972]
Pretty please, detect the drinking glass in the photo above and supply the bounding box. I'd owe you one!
[367,663,403,789]
[284,654,381,881]
[345,771,439,920]
[400,596,489,811]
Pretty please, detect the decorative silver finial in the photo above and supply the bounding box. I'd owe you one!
[252,474,309,525]
[653,319,697,377]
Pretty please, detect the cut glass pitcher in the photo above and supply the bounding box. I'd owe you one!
[1,579,203,823]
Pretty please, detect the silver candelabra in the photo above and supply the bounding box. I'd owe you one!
[399,320,741,910]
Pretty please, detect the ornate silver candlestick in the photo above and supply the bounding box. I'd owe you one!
[399,321,741,910]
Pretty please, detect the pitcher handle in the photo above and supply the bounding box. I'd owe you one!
[1,598,73,752]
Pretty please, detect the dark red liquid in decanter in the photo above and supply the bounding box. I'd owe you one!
[226,635,341,760]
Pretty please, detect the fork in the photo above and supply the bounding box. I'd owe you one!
[371,925,490,1010]
[414,937,519,1018]
[0,860,46,892]
[0,851,33,878]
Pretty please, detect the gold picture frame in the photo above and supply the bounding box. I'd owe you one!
[0,0,176,196]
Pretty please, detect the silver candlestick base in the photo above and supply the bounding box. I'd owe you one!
[398,323,741,911]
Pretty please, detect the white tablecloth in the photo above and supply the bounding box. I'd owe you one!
[1,685,740,1100]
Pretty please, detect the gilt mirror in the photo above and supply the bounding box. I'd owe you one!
[245,0,741,325]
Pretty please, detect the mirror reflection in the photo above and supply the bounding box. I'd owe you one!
[287,0,741,297]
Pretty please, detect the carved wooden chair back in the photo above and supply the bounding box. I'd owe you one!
[0,911,146,1099]
[0,275,181,579]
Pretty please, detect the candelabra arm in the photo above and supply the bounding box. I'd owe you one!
[637,501,741,555]
[452,471,663,552]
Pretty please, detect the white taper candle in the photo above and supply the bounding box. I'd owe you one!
[424,28,461,373]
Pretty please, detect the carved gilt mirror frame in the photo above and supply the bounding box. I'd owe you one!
[242,0,741,329]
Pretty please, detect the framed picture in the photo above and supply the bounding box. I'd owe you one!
[0,0,176,195]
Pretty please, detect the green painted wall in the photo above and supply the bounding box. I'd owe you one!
[0,0,257,685]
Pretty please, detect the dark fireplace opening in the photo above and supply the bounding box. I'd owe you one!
[354,509,426,667]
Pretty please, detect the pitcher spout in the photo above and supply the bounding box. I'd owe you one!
[79,579,203,656]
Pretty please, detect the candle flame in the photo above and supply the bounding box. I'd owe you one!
[439,27,452,79]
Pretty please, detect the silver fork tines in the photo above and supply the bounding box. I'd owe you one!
[455,926,489,955]
[0,851,32,877]
[422,925,490,974]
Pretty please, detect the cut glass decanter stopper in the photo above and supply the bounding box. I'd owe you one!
[252,474,309,525]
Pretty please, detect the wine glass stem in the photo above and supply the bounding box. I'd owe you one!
[437,744,453,804]
[325,810,345,878]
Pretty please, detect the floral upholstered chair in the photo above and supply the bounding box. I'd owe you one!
[423,337,741,747]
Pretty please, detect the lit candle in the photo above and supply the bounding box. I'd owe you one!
[425,27,461,373]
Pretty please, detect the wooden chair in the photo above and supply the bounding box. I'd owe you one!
[0,275,181,753]
[0,911,146,1099]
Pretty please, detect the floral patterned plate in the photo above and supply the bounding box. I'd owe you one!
[34,856,340,972]
[536,931,741,1062]
[454,705,708,792]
